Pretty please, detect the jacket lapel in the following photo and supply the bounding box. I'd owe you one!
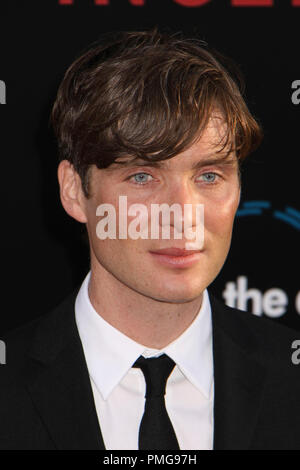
[23,288,268,450]
[209,294,267,450]
[24,291,105,450]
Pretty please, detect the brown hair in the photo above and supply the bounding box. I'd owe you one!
[51,29,263,197]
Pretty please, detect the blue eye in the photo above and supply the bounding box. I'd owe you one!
[131,172,153,184]
[200,172,218,183]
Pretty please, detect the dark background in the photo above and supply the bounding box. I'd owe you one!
[1,0,299,334]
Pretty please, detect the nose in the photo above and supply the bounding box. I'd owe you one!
[160,179,201,229]
[155,179,204,250]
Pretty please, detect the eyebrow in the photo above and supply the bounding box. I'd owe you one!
[109,154,237,171]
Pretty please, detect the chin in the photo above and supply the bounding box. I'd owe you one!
[146,283,205,304]
[153,293,202,304]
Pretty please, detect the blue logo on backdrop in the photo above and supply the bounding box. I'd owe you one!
[223,200,300,318]
[236,201,300,231]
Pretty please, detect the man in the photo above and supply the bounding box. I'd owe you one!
[1,29,300,450]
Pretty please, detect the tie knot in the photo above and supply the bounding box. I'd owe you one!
[132,354,176,398]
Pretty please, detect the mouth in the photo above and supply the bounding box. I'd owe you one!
[149,247,203,268]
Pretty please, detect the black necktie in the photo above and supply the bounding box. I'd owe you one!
[132,354,180,450]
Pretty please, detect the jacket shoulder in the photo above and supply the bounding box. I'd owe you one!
[209,292,300,368]
[1,289,79,369]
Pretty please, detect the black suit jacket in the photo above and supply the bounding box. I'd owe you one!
[1,288,300,450]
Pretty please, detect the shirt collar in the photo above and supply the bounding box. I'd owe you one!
[75,271,213,400]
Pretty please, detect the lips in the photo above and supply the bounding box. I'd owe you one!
[149,247,201,256]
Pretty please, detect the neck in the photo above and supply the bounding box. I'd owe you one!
[88,264,203,349]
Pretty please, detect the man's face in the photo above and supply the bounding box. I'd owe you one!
[82,117,241,303]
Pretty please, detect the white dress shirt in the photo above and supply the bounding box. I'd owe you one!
[75,271,214,450]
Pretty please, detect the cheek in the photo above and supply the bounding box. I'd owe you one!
[85,189,121,234]
[204,188,240,237]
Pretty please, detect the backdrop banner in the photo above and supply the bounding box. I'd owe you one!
[1,0,299,333]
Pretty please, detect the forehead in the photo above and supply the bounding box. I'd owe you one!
[198,114,229,146]
[109,115,236,171]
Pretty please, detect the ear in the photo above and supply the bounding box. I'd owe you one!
[57,160,88,223]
